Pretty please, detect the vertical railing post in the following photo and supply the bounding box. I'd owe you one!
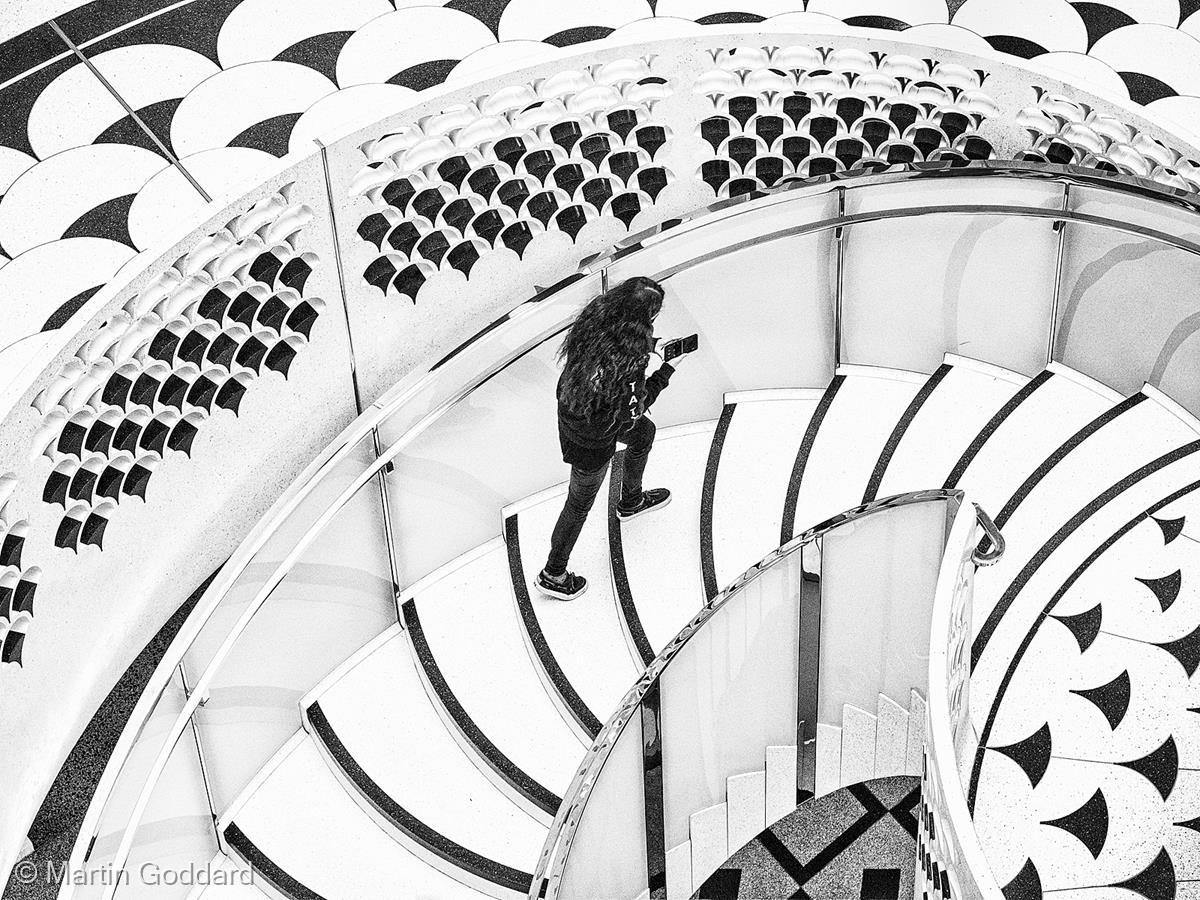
[1046,182,1071,365]
[796,538,822,800]
[178,663,223,854]
[316,139,404,620]
[640,685,667,899]
[833,186,847,368]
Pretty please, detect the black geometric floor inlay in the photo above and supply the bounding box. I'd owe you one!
[694,776,920,900]
[1041,788,1108,859]
[1152,515,1186,544]
[1136,570,1182,612]
[990,722,1052,789]
[1002,858,1043,900]
[1051,604,1103,653]
[1069,670,1130,730]
[1117,736,1178,801]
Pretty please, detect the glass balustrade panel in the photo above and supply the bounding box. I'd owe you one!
[185,487,396,815]
[841,213,1057,376]
[1055,222,1200,414]
[556,715,648,900]
[112,719,217,900]
[660,553,802,850]
[644,231,837,428]
[817,500,950,723]
[181,429,380,679]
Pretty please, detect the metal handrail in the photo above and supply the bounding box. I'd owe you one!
[528,489,1003,898]
[971,503,1006,566]
[73,164,1184,894]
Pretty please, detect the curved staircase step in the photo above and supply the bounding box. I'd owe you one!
[399,538,588,814]
[505,477,642,736]
[300,629,546,896]
[949,363,1123,513]
[870,354,1028,500]
[611,421,718,657]
[706,389,826,598]
[785,366,927,540]
[222,733,489,900]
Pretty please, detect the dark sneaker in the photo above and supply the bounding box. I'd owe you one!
[536,568,588,601]
[616,488,672,522]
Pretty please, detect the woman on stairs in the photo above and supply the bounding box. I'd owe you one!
[537,276,682,601]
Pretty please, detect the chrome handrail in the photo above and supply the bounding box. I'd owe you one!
[971,503,1006,567]
[73,164,1187,894]
[528,489,992,899]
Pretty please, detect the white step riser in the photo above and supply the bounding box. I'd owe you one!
[764,745,797,827]
[689,803,728,893]
[675,691,927,895]
[726,771,766,854]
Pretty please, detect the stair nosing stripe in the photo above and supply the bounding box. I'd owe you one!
[700,403,736,601]
[942,369,1053,489]
[402,598,562,818]
[608,451,657,667]
[223,822,326,900]
[969,455,1200,814]
[504,514,603,739]
[306,701,534,892]
[780,375,845,545]
[862,363,952,504]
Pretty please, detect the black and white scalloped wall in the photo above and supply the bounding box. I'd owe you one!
[2,0,1200,358]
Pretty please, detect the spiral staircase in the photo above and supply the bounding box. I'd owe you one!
[166,354,1198,900]
[6,10,1200,900]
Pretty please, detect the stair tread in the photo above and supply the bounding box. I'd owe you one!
[404,539,588,799]
[308,630,547,875]
[619,422,717,654]
[711,393,824,593]
[228,735,490,899]
[953,370,1118,512]
[510,472,641,724]
[875,358,1028,498]
[790,370,924,536]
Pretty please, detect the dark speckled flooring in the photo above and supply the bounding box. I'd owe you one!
[695,776,920,900]
[2,569,220,900]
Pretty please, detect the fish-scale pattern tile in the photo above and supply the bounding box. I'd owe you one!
[0,472,37,667]
[693,46,1001,198]
[29,185,324,554]
[352,57,674,302]
[1017,89,1200,192]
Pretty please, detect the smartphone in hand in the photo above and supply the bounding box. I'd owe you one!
[661,334,699,362]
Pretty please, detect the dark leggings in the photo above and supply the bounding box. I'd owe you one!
[544,416,656,575]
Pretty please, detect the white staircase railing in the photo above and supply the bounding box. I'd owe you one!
[531,490,1003,899]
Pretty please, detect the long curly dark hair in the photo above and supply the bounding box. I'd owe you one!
[558,276,665,420]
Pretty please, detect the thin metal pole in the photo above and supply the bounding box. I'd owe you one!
[49,20,212,203]
[796,539,822,800]
[178,664,223,853]
[833,187,847,367]
[316,140,404,617]
[1046,183,1071,364]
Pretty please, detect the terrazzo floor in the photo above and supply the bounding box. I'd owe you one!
[695,776,921,900]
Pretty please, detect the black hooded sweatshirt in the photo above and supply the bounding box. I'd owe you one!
[557,360,674,470]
